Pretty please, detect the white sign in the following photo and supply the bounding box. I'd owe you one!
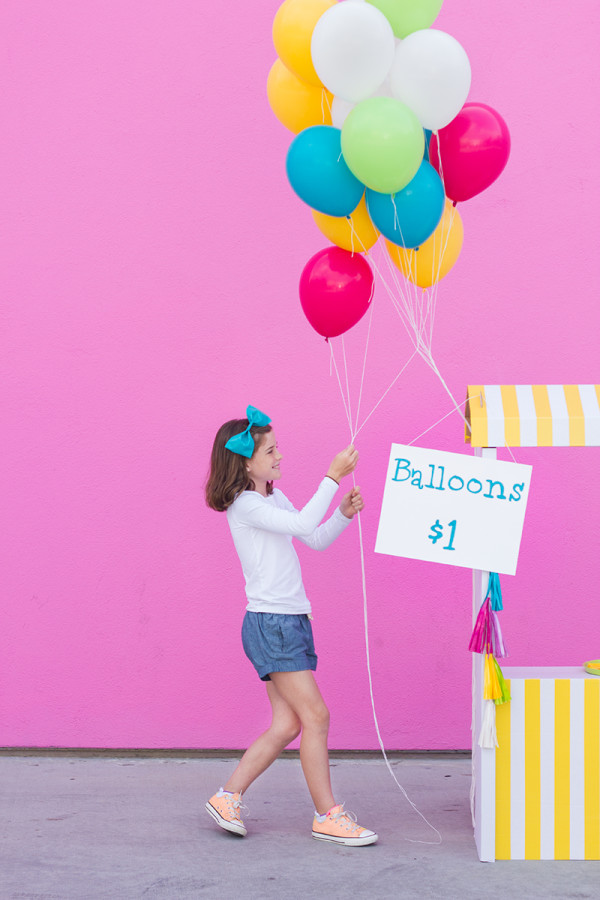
[375,444,532,575]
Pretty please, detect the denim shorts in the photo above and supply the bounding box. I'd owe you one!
[241,611,318,682]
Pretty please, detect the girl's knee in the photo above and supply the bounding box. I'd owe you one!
[272,714,302,746]
[305,701,330,734]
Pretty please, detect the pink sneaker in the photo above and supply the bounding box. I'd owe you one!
[205,788,247,837]
[312,804,378,846]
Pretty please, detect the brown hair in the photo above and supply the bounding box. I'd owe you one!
[205,418,273,511]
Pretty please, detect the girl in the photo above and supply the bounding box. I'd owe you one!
[204,405,377,846]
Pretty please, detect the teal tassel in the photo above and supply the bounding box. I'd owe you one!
[487,572,503,611]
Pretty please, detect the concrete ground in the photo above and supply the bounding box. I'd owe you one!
[1,753,599,900]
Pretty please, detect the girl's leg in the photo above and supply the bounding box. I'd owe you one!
[268,670,335,815]
[223,680,301,795]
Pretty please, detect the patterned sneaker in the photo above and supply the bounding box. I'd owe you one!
[205,788,247,837]
[312,804,378,846]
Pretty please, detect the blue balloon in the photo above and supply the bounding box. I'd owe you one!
[366,161,445,249]
[286,125,364,217]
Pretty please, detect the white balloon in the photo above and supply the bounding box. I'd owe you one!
[311,2,395,103]
[389,29,471,130]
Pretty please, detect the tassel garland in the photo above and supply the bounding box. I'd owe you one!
[473,574,508,749]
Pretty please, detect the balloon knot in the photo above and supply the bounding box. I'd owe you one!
[452,200,457,208]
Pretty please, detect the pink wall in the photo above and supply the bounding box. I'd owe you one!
[1,2,599,750]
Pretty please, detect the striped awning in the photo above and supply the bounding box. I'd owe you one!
[465,385,600,447]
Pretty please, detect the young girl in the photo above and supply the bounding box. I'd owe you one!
[204,405,377,846]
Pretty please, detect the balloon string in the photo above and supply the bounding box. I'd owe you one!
[407,396,471,446]
[335,178,469,436]
[353,352,417,440]
[374,236,469,432]
[329,342,442,845]
[329,341,352,437]
[355,501,442,845]
[343,233,467,433]
[353,293,375,436]
[341,335,353,433]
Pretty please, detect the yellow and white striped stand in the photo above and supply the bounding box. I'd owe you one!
[495,668,600,860]
[467,386,600,861]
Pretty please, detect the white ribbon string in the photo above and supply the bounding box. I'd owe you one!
[328,334,443,845]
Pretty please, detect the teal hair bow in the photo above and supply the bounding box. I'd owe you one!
[225,405,271,458]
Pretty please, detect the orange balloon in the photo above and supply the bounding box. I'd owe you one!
[272,0,337,86]
[386,200,464,287]
[267,59,332,133]
[311,195,379,252]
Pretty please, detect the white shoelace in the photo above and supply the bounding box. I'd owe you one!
[330,805,360,833]
[221,793,248,822]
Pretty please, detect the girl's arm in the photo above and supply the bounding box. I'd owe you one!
[232,446,359,537]
[294,506,352,551]
[293,487,364,551]
[233,477,340,536]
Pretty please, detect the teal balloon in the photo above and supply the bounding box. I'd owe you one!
[365,161,445,249]
[286,125,364,217]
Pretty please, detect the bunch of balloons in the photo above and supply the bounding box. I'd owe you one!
[268,0,511,340]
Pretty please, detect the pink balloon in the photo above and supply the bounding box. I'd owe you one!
[299,247,374,339]
[429,102,510,203]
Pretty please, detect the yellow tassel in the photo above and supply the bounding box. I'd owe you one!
[483,654,502,701]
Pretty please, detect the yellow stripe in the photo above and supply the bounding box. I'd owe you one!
[532,385,554,446]
[500,385,521,448]
[495,683,511,859]
[596,385,600,418]
[524,680,541,858]
[563,385,586,446]
[584,679,600,859]
[466,385,487,446]
[554,679,571,858]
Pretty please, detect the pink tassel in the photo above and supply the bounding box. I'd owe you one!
[468,597,492,653]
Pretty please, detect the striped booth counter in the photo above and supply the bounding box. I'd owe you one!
[465,386,600,861]
[496,668,600,860]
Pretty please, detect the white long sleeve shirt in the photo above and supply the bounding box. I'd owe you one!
[226,477,352,614]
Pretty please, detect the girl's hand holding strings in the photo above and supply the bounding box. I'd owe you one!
[340,486,364,519]
[327,445,359,483]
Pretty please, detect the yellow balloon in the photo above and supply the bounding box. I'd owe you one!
[386,201,464,288]
[272,0,337,86]
[267,59,332,133]
[312,196,379,253]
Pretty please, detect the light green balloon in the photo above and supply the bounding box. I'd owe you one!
[341,97,424,195]
[366,0,444,39]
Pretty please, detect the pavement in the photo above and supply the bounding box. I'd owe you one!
[1,752,599,900]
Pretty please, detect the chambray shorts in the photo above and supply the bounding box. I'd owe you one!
[241,611,318,682]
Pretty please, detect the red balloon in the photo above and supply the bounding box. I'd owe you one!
[429,103,510,203]
[299,247,374,339]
